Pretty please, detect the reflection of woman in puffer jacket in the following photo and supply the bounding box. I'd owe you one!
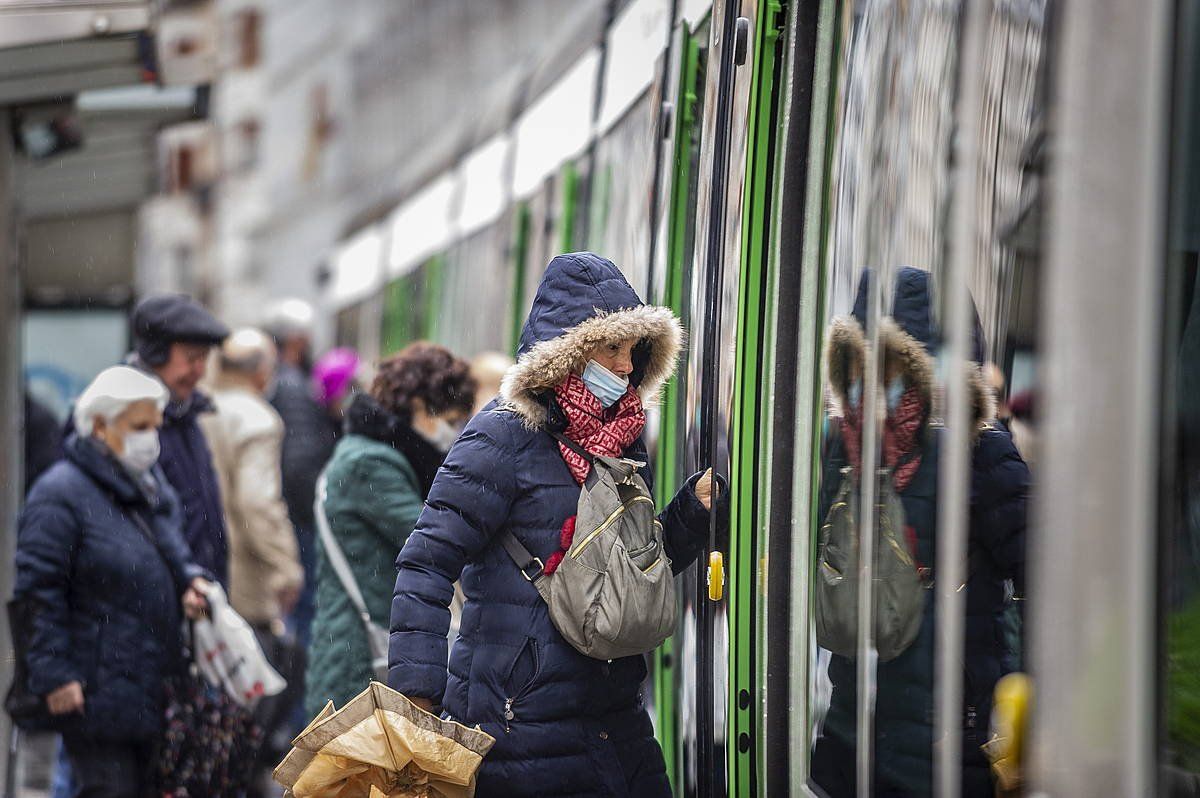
[811,267,1031,798]
[388,253,725,797]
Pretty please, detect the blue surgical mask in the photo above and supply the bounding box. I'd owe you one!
[886,376,906,413]
[582,359,629,408]
[848,379,863,409]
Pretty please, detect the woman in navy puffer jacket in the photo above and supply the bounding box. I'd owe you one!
[388,253,723,797]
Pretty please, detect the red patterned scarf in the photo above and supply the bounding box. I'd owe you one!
[552,372,646,484]
[542,373,646,575]
[839,386,925,492]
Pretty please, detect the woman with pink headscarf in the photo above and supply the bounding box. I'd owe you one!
[311,348,360,418]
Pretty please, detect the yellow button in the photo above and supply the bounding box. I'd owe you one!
[707,551,725,602]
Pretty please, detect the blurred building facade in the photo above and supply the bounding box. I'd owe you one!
[137,0,612,346]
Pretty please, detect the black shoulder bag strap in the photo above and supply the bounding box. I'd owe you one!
[498,428,592,589]
[112,489,189,596]
[886,443,988,587]
[499,533,546,586]
[545,428,595,464]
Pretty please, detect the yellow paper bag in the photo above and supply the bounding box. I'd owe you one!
[275,682,495,798]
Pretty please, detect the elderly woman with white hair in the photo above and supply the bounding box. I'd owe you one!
[15,365,211,798]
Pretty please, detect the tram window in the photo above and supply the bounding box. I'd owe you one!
[801,2,1046,795]
[1160,2,1200,793]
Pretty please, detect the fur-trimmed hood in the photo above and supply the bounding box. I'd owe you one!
[828,267,994,429]
[501,252,683,427]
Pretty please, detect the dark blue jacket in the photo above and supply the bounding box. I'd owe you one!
[819,429,1027,794]
[388,253,719,797]
[16,434,203,743]
[24,392,62,495]
[271,363,339,533]
[819,267,1030,795]
[157,390,229,586]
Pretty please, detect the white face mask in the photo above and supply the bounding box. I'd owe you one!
[419,418,460,453]
[119,428,161,474]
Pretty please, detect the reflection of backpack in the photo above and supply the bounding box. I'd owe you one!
[500,430,677,660]
[815,466,924,662]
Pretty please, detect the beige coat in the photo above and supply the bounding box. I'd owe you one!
[201,378,303,627]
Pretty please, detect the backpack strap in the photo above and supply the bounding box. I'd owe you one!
[314,472,378,635]
[499,532,552,604]
[499,533,545,582]
[545,428,595,464]
[498,427,587,596]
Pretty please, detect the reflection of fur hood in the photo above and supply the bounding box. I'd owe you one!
[826,314,994,432]
[831,266,995,432]
[501,252,683,428]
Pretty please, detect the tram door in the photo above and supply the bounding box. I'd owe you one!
[1029,1,1196,795]
[684,0,764,795]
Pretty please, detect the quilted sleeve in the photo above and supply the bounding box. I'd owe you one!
[14,495,84,695]
[348,453,426,553]
[387,411,518,701]
[971,429,1031,594]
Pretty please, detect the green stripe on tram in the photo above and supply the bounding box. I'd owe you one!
[559,162,580,253]
[423,254,446,342]
[654,21,703,795]
[510,203,532,355]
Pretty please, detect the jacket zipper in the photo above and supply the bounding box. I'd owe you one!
[502,638,539,732]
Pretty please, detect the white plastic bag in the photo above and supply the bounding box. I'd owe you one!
[191,582,286,709]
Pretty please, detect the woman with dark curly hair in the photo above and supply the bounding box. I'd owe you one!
[305,342,475,714]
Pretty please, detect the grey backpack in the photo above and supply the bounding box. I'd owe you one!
[501,431,677,660]
[815,466,925,662]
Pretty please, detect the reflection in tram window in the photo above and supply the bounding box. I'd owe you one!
[809,269,1031,797]
[1162,3,1200,794]
[801,0,1046,795]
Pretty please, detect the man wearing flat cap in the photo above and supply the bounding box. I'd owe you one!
[129,294,232,585]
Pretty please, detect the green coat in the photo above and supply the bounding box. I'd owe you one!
[305,433,423,715]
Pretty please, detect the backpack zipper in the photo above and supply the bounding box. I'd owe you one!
[570,496,655,559]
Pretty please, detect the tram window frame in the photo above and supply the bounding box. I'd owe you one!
[1026,1,1170,795]
[1157,0,1200,791]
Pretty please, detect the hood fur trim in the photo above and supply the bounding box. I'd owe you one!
[501,305,684,428]
[826,317,866,406]
[879,317,935,410]
[826,315,995,432]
